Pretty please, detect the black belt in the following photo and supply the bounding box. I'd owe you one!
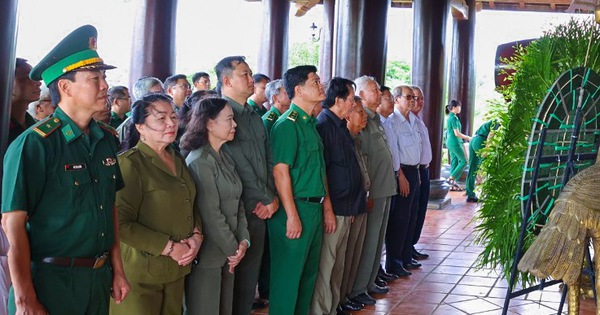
[40,252,108,269]
[400,164,419,169]
[295,196,325,204]
[419,164,429,169]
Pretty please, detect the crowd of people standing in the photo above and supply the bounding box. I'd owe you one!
[0,24,489,315]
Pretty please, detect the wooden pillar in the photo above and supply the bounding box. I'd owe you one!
[258,0,289,79]
[412,0,449,179]
[319,0,335,82]
[448,0,476,136]
[334,0,390,81]
[129,0,177,88]
[0,0,18,178]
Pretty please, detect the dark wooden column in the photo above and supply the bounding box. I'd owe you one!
[129,0,177,89]
[319,0,335,82]
[448,0,476,136]
[412,0,449,179]
[334,0,390,81]
[258,0,289,79]
[0,0,18,179]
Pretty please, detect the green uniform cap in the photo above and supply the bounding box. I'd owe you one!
[30,24,115,85]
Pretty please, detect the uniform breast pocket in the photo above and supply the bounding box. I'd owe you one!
[58,165,92,189]
[399,132,416,148]
[300,141,320,167]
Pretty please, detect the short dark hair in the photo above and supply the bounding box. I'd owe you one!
[252,73,270,85]
[122,93,174,152]
[16,58,28,69]
[283,65,317,100]
[215,56,246,95]
[380,85,391,93]
[322,77,355,109]
[192,72,210,84]
[446,99,461,113]
[180,97,229,151]
[164,74,189,91]
[179,90,219,126]
[108,86,129,104]
[48,71,77,106]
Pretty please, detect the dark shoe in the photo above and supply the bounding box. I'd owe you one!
[336,308,351,315]
[368,284,390,295]
[251,298,268,310]
[340,300,363,311]
[403,261,422,270]
[375,276,387,287]
[412,249,429,260]
[378,270,399,282]
[351,293,376,305]
[388,266,412,277]
[466,196,479,203]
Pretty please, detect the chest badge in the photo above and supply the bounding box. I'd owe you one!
[102,157,117,166]
[65,163,87,171]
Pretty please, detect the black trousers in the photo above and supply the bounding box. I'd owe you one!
[412,167,430,247]
[385,165,420,271]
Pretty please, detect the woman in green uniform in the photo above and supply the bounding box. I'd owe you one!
[445,100,471,190]
[181,97,250,315]
[110,94,203,315]
[466,120,498,202]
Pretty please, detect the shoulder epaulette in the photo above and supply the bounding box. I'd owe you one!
[266,111,277,122]
[98,121,119,137]
[120,147,138,157]
[287,110,298,122]
[33,117,61,138]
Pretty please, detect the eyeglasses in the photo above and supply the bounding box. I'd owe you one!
[414,96,424,101]
[175,84,191,90]
[117,97,131,101]
[401,95,416,101]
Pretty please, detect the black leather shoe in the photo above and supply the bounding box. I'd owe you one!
[368,284,390,295]
[251,299,268,310]
[378,270,399,282]
[404,260,422,270]
[388,266,412,277]
[412,250,429,260]
[340,300,363,311]
[336,308,351,315]
[375,276,387,287]
[466,196,479,203]
[351,293,376,305]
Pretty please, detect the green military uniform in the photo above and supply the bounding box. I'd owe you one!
[466,120,497,199]
[109,111,126,129]
[248,98,267,116]
[222,96,275,315]
[446,112,467,179]
[268,103,326,315]
[8,112,37,145]
[184,144,249,315]
[350,107,396,298]
[2,107,123,315]
[262,106,282,133]
[2,24,122,315]
[109,142,197,315]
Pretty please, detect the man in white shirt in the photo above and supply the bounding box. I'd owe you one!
[410,86,431,261]
[385,85,423,276]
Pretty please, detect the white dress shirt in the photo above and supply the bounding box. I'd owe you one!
[392,108,422,166]
[415,116,432,166]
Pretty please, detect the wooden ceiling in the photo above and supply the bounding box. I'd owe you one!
[391,0,586,12]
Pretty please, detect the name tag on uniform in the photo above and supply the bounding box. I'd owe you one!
[65,163,87,171]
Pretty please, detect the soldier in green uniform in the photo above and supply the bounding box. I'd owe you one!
[466,120,498,202]
[1,25,129,315]
[262,79,291,133]
[247,73,270,116]
[268,65,327,315]
[107,86,131,129]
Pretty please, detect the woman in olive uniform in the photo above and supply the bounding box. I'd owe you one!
[466,120,498,202]
[445,100,471,190]
[182,97,249,315]
[110,94,203,315]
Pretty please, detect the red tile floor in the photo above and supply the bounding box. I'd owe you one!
[252,190,597,315]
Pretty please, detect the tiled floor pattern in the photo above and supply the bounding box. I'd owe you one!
[252,190,597,314]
